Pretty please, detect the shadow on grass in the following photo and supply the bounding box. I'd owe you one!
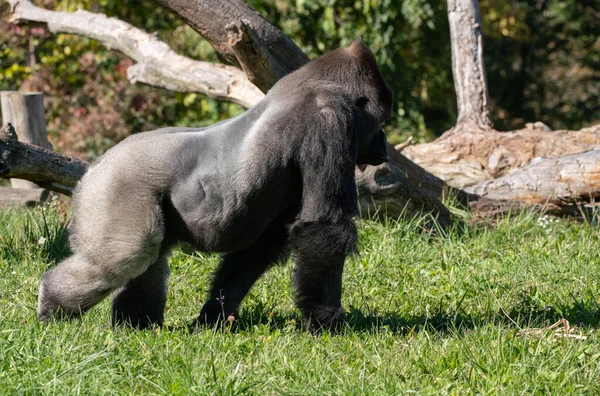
[179,298,600,336]
[348,298,600,335]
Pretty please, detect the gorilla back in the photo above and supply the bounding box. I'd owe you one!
[37,40,393,330]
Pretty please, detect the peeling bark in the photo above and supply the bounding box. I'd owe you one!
[226,19,287,93]
[152,0,309,87]
[8,0,600,220]
[402,0,600,200]
[6,0,460,224]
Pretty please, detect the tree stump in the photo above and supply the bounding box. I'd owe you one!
[0,91,52,190]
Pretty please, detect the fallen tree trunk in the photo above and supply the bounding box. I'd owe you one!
[0,121,457,224]
[402,123,600,189]
[401,0,600,207]
[467,149,600,208]
[8,0,600,221]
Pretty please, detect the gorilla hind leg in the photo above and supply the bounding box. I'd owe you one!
[37,253,112,323]
[112,253,171,329]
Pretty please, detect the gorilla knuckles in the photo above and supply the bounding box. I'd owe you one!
[37,40,393,330]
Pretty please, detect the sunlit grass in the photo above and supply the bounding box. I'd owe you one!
[0,202,599,394]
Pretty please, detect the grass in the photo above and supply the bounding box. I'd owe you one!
[1,200,599,394]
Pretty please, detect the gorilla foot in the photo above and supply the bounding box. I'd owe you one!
[37,300,84,323]
[302,305,346,332]
[37,280,88,323]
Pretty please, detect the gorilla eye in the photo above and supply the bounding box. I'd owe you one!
[355,97,369,109]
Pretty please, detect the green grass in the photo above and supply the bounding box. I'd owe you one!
[1,201,599,394]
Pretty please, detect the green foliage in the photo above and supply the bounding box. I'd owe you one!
[1,205,600,393]
[481,0,600,131]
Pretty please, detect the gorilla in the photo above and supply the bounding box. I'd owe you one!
[37,40,393,330]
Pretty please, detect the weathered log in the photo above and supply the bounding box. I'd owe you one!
[226,19,288,93]
[0,123,87,195]
[1,91,52,189]
[8,0,264,108]
[402,123,600,189]
[0,92,51,150]
[401,0,600,194]
[466,149,600,208]
[0,121,455,222]
[356,162,454,228]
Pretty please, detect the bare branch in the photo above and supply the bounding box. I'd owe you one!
[8,0,264,108]
[0,123,88,195]
[6,0,460,223]
[226,19,288,92]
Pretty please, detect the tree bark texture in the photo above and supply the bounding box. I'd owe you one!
[402,123,600,189]
[0,124,87,195]
[401,0,600,202]
[467,149,600,208]
[8,0,264,108]
[446,0,492,129]
[152,0,308,91]
[0,91,52,189]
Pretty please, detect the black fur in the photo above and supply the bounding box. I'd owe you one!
[37,40,393,330]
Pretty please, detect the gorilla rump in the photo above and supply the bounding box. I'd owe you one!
[37,40,393,329]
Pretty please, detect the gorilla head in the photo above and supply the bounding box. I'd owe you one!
[274,39,393,166]
[37,40,393,330]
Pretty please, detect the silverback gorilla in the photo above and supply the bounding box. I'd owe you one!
[37,40,393,330]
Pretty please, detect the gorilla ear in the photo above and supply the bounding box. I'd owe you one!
[347,39,374,60]
[348,39,367,55]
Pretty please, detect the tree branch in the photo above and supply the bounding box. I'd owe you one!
[152,0,309,89]
[0,123,88,195]
[225,19,289,92]
[6,0,461,224]
[8,0,264,108]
